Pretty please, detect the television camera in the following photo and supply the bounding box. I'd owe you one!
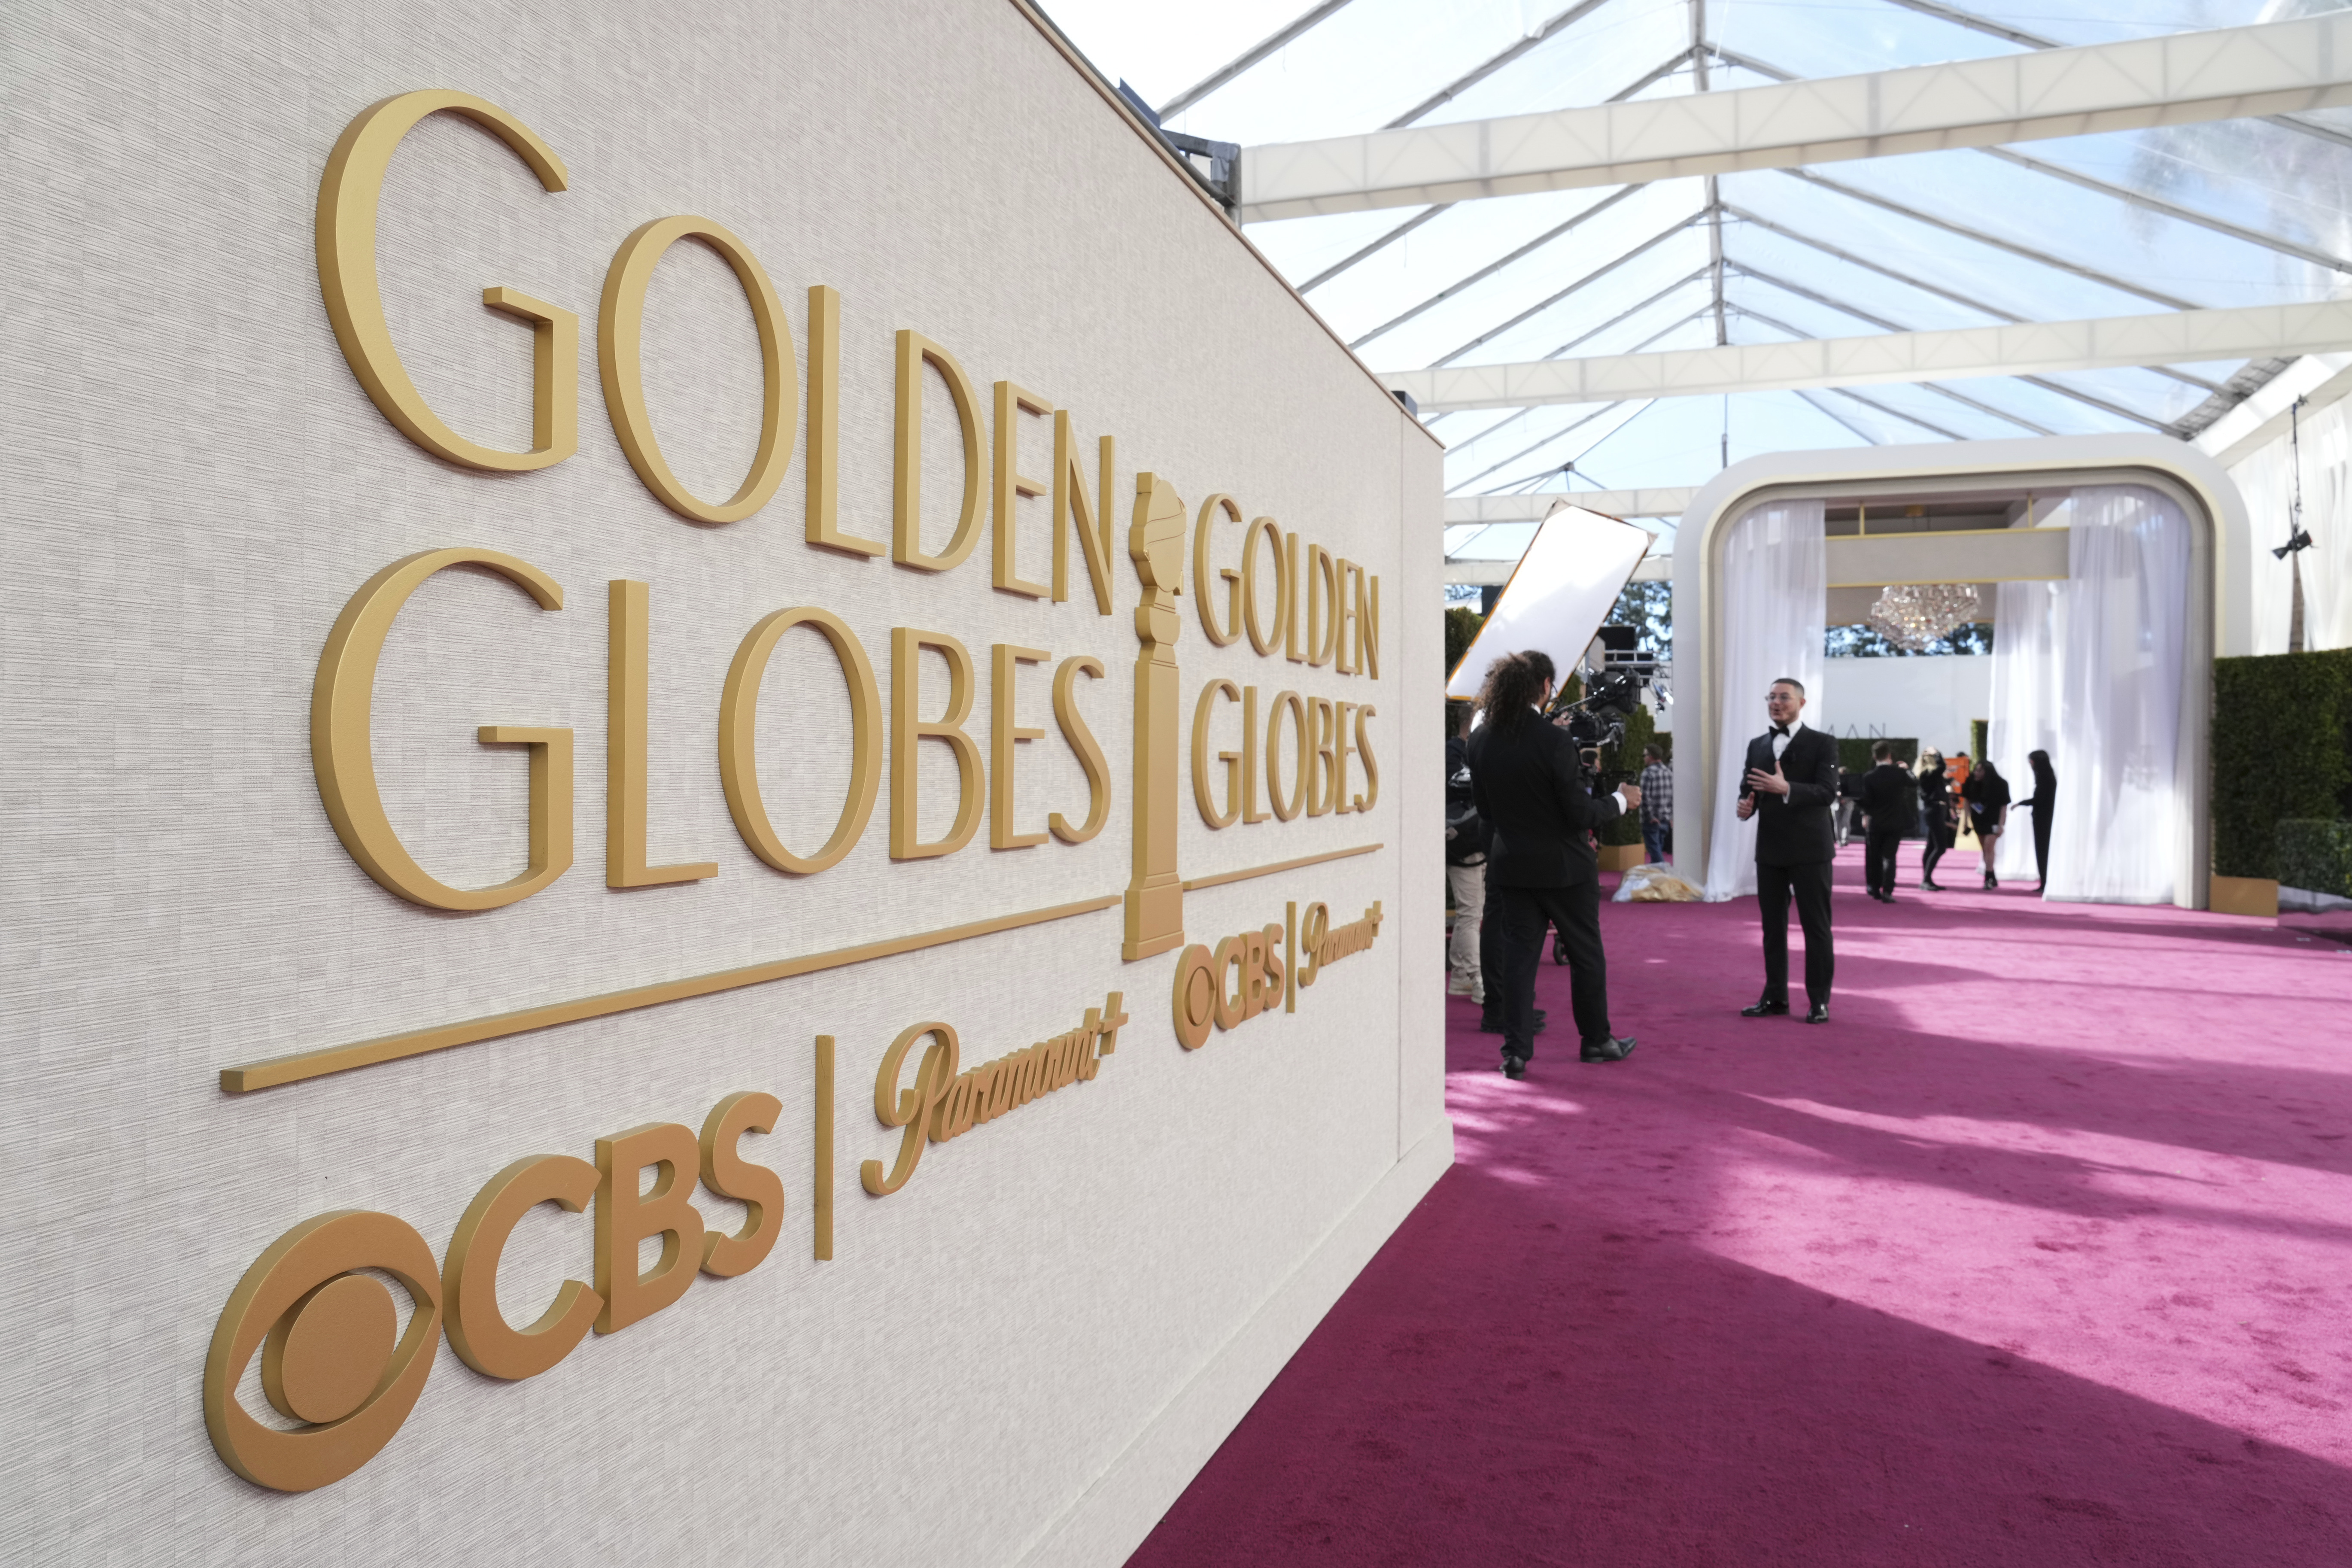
[1547,625,1656,778]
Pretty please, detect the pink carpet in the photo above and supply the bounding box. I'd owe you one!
[1130,845,2352,1566]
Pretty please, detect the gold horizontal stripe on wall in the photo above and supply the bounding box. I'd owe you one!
[1181,842,1382,892]
[221,895,1123,1093]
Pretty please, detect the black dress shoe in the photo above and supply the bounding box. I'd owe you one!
[1501,1054,1527,1079]
[1580,1035,1637,1063]
[1921,880,1945,892]
[1805,1003,1830,1024]
[1741,999,1790,1017]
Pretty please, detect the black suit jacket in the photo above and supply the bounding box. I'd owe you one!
[1465,716,1623,887]
[1741,724,1839,866]
[1856,762,1917,835]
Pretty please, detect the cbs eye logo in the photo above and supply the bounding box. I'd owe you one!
[201,1211,445,1493]
[202,1092,783,1491]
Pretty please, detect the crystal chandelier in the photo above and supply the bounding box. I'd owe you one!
[1867,583,1980,652]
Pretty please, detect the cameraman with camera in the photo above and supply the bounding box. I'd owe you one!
[1465,650,1639,1079]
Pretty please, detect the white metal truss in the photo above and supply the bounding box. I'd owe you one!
[1717,203,2220,394]
[1727,293,2059,435]
[1877,0,2352,151]
[1386,298,2352,412]
[1299,48,1695,295]
[1727,267,2158,431]
[1448,490,1696,522]
[1236,12,2352,221]
[1700,40,2352,275]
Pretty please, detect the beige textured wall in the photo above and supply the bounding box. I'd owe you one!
[0,0,1446,1560]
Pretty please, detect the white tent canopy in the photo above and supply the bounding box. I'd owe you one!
[1044,0,2352,509]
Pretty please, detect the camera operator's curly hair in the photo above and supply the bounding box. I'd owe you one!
[1476,650,1555,730]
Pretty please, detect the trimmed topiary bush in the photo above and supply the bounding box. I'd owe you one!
[2279,819,2352,897]
[2212,650,2352,880]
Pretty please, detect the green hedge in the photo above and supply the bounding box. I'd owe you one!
[2212,649,2352,880]
[1837,737,1917,774]
[2280,820,2352,897]
[1970,718,1988,768]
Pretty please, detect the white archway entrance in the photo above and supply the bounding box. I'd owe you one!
[1669,434,2253,910]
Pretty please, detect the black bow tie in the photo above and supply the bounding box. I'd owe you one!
[1771,725,1791,737]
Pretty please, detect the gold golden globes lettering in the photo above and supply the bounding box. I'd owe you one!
[206,88,1390,1493]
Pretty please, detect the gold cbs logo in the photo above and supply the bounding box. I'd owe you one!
[204,1092,781,1491]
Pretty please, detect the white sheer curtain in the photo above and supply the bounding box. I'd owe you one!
[2225,394,2352,653]
[2304,397,2352,651]
[1704,498,1826,901]
[2226,432,2302,656]
[2044,485,2191,905]
[1987,498,2069,882]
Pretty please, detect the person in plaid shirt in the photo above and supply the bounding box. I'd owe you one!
[1638,744,1673,863]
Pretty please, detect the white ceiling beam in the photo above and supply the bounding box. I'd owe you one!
[1447,489,1697,523]
[1444,553,1675,586]
[1237,12,2352,221]
[1386,299,2352,413]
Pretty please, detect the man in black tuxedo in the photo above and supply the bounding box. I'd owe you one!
[1735,678,1839,1023]
[1466,651,1640,1078]
[1855,740,1917,903]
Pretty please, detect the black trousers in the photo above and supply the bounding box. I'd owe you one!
[1920,818,1954,881]
[1864,827,1905,896]
[2033,811,2052,886]
[1488,879,1609,1060]
[1756,859,1834,1009]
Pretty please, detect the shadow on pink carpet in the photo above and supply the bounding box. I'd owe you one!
[1128,847,2352,1567]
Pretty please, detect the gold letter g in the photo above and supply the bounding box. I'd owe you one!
[317,90,577,471]
[312,549,571,911]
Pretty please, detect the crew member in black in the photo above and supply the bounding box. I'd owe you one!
[2016,748,2057,891]
[1917,750,1957,892]
[1856,740,1917,902]
[1466,651,1638,1078]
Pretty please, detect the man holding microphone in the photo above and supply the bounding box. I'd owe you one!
[1736,678,1840,1024]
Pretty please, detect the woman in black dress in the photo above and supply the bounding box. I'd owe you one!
[1917,751,1956,891]
[2015,749,2056,891]
[1962,760,2012,890]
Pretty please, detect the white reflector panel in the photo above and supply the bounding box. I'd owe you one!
[1445,503,1651,699]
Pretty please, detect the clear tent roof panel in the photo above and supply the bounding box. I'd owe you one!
[1039,0,2352,501]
